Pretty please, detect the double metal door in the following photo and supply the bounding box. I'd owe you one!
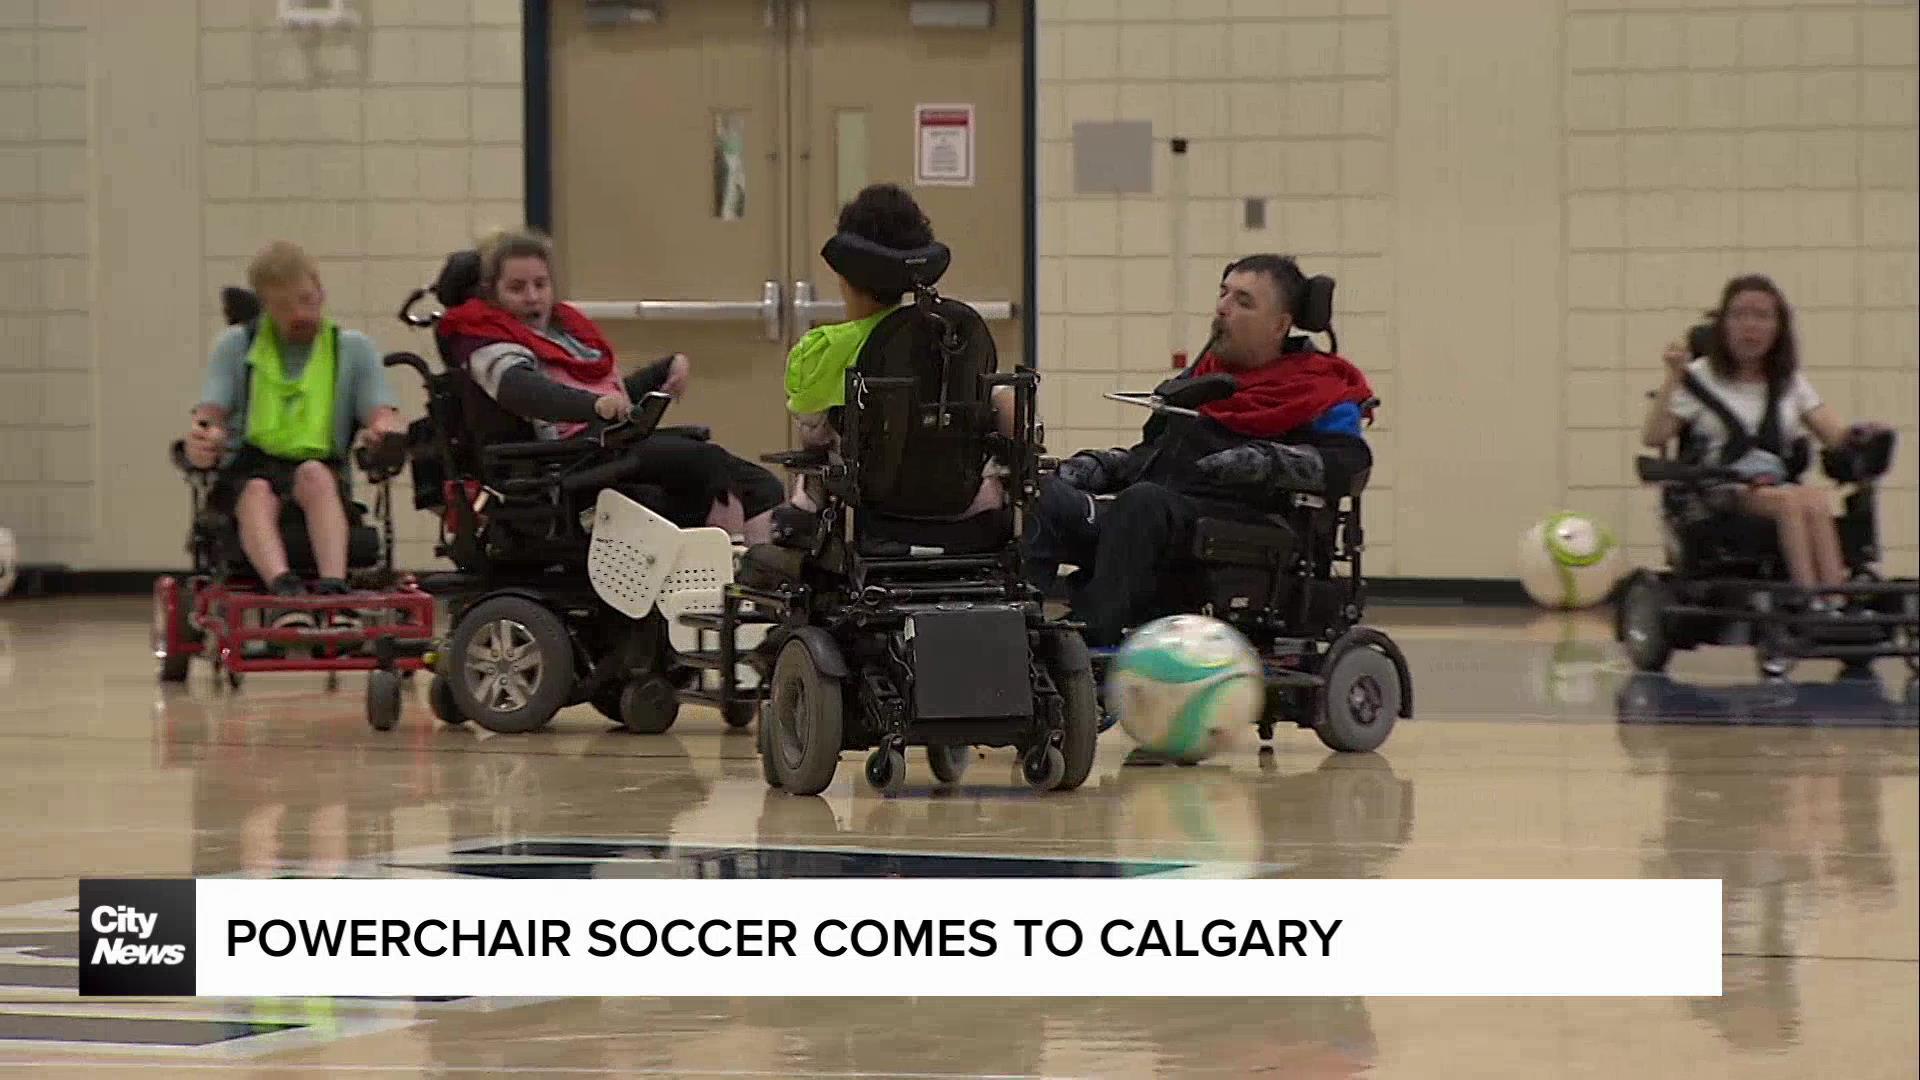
[548,0,1027,461]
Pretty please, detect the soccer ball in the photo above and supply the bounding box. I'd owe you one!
[1107,615,1264,763]
[1519,512,1624,610]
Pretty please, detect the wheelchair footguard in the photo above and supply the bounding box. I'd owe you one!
[1088,624,1413,755]
[152,573,437,732]
[1616,568,1920,679]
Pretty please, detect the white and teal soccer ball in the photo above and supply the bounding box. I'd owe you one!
[1519,512,1624,610]
[0,526,15,599]
[1108,615,1264,763]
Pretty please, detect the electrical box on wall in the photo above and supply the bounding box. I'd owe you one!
[586,0,663,27]
[276,0,357,29]
[909,1,996,29]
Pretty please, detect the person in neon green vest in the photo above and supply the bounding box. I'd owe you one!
[184,242,406,625]
[783,183,1017,513]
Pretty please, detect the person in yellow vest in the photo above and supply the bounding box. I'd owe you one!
[182,241,406,628]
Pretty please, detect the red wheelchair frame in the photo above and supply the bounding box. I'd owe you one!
[152,433,439,731]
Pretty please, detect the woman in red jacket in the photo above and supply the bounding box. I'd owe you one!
[436,229,781,541]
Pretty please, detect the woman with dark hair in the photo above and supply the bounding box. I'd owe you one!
[1641,274,1888,607]
[436,228,782,541]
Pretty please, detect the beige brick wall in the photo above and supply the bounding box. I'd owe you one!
[0,0,522,570]
[1561,0,1919,575]
[0,0,91,565]
[1036,0,1918,579]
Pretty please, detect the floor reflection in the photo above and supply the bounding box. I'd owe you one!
[1618,681,1916,1054]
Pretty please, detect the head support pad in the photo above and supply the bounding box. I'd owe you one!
[221,286,262,327]
[431,249,484,309]
[821,232,952,298]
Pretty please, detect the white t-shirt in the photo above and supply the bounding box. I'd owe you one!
[1666,357,1822,463]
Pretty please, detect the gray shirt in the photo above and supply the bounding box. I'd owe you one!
[197,323,398,459]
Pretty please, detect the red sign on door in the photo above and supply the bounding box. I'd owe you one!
[914,104,975,188]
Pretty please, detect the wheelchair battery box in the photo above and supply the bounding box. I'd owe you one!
[905,606,1034,721]
[1191,516,1296,568]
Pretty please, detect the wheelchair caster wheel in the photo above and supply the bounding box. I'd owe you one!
[864,747,907,796]
[617,675,680,735]
[722,698,758,729]
[926,744,971,785]
[1021,745,1066,791]
[428,673,465,726]
[366,669,403,732]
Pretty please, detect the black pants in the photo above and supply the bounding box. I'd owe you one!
[611,434,784,528]
[1024,476,1199,646]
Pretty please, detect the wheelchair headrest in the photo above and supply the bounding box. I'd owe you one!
[430,249,485,309]
[1293,274,1335,334]
[1686,312,1717,359]
[221,287,261,327]
[821,233,951,298]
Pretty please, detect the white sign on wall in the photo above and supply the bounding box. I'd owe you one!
[914,104,975,187]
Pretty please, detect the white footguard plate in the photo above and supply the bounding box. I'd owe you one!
[587,491,681,619]
[587,490,736,622]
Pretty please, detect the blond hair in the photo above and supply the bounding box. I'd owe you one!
[246,240,320,295]
[477,226,555,291]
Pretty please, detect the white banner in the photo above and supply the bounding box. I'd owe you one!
[183,878,1722,998]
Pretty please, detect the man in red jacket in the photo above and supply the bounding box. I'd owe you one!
[1029,254,1375,648]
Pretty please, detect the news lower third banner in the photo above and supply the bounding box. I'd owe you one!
[79,877,1722,998]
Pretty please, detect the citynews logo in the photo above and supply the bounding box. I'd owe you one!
[78,879,197,997]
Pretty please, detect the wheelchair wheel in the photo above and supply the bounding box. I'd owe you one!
[617,675,680,735]
[448,596,574,734]
[366,669,403,732]
[765,639,844,796]
[152,577,193,683]
[427,673,465,726]
[1314,637,1400,753]
[1619,572,1674,674]
[926,745,971,785]
[1043,631,1100,792]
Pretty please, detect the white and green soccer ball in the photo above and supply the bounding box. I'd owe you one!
[1518,511,1624,610]
[1108,615,1264,763]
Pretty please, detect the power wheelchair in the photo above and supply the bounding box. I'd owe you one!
[1616,324,1920,680]
[153,286,436,731]
[717,233,1100,797]
[1078,269,1413,755]
[384,250,752,736]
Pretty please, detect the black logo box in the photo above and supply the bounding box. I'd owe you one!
[77,879,197,997]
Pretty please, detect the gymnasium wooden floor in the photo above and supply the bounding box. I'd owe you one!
[0,596,1913,1077]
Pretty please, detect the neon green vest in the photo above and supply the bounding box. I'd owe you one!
[783,307,896,416]
[245,319,339,461]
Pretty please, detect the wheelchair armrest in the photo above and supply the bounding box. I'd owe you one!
[761,448,830,470]
[1635,455,1741,487]
[1822,428,1896,485]
[353,430,408,483]
[481,437,600,467]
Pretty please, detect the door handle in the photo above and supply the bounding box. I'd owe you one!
[570,280,784,342]
[791,281,1018,326]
